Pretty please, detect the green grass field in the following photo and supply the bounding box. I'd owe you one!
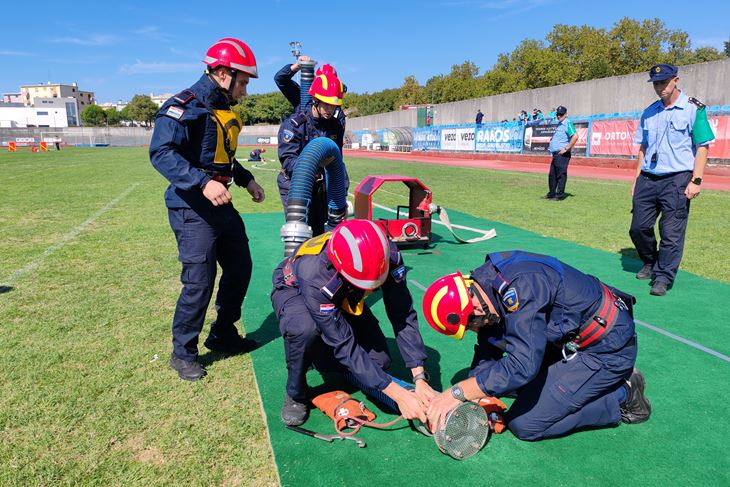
[1,146,729,486]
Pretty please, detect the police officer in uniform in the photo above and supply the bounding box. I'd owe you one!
[271,219,437,426]
[422,251,651,440]
[545,105,578,200]
[150,38,266,381]
[631,64,715,296]
[277,68,348,236]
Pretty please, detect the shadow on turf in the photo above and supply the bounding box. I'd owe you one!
[0,286,13,294]
[618,247,644,273]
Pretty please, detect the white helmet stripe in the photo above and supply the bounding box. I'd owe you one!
[219,39,247,59]
[339,226,362,272]
[341,271,382,291]
[365,220,389,261]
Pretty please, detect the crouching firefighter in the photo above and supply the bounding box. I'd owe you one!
[150,38,266,381]
[271,219,437,426]
[422,250,651,440]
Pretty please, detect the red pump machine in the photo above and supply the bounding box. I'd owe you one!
[353,175,433,248]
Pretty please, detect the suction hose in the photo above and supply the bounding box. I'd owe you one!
[299,59,316,112]
[281,137,348,256]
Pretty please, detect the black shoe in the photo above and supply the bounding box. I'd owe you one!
[204,333,257,355]
[281,395,309,426]
[635,264,652,280]
[650,281,668,296]
[169,354,206,381]
[544,193,556,200]
[620,368,651,424]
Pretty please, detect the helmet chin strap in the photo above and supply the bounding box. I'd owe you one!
[208,68,238,105]
[468,283,500,327]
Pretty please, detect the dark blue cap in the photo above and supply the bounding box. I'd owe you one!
[648,64,678,82]
[556,105,567,116]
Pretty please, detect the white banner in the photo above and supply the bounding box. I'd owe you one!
[441,127,474,151]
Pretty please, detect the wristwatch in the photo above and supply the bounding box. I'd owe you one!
[691,177,702,185]
[450,385,466,402]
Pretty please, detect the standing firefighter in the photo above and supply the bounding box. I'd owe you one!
[271,219,437,426]
[150,38,265,381]
[630,63,715,296]
[277,68,348,237]
[422,251,651,440]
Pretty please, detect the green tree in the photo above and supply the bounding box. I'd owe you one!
[80,105,107,126]
[725,38,730,57]
[105,108,122,126]
[127,95,158,127]
[396,75,426,107]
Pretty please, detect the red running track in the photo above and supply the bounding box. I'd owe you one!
[345,149,730,192]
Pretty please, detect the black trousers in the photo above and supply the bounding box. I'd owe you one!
[547,151,571,198]
[629,171,692,285]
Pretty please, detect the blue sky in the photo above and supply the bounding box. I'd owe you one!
[2,0,728,102]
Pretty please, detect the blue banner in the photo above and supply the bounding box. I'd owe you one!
[412,126,441,150]
[475,122,524,153]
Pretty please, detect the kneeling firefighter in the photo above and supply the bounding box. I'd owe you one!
[422,251,651,441]
[271,219,437,426]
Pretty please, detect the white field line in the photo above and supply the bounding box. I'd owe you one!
[2,183,140,286]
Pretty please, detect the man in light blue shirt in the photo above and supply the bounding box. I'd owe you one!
[630,63,714,296]
[545,106,577,200]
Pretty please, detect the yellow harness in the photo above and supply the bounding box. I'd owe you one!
[285,233,369,316]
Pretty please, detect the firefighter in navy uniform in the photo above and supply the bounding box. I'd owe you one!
[150,38,266,381]
[423,251,651,440]
[271,219,437,426]
[274,56,347,126]
[277,69,348,236]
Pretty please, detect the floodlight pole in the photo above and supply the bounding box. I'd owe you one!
[289,41,302,59]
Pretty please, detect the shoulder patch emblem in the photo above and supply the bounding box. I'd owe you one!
[688,97,705,109]
[502,287,519,312]
[319,303,336,315]
[166,106,184,120]
[282,129,294,143]
[391,264,406,283]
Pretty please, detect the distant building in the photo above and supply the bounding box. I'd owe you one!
[0,100,74,128]
[20,82,96,114]
[2,93,22,103]
[150,93,174,108]
[98,100,128,111]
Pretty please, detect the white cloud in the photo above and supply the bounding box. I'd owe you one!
[134,26,171,42]
[0,50,32,56]
[120,60,200,75]
[52,34,118,46]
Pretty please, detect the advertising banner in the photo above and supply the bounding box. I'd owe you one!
[589,120,640,156]
[475,123,524,153]
[523,121,588,155]
[412,127,441,151]
[709,116,730,159]
[441,127,475,151]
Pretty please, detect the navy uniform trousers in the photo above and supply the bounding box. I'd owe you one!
[473,309,636,441]
[629,171,692,285]
[168,205,252,361]
[547,150,571,198]
[271,284,391,402]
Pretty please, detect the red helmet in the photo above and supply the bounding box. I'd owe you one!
[422,272,474,340]
[308,72,344,106]
[203,38,258,78]
[327,219,389,290]
[316,63,338,77]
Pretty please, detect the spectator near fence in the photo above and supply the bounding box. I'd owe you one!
[475,109,484,125]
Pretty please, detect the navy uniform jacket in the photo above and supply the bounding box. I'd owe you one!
[277,105,346,176]
[469,251,635,397]
[149,74,254,210]
[272,239,426,392]
[274,64,347,127]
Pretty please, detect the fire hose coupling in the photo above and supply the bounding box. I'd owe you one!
[325,206,348,232]
[428,203,441,215]
[281,221,313,257]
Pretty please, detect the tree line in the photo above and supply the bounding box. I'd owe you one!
[82,17,729,127]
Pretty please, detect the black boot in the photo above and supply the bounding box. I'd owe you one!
[635,264,652,280]
[620,368,651,424]
[281,395,309,426]
[169,354,206,381]
[650,281,668,296]
[204,327,257,355]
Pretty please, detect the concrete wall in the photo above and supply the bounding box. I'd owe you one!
[351,59,730,128]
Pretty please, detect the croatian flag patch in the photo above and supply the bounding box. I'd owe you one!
[320,303,336,315]
[166,106,184,120]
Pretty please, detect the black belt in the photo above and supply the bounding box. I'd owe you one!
[641,170,691,181]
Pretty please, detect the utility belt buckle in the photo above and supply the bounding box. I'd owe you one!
[562,335,580,362]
